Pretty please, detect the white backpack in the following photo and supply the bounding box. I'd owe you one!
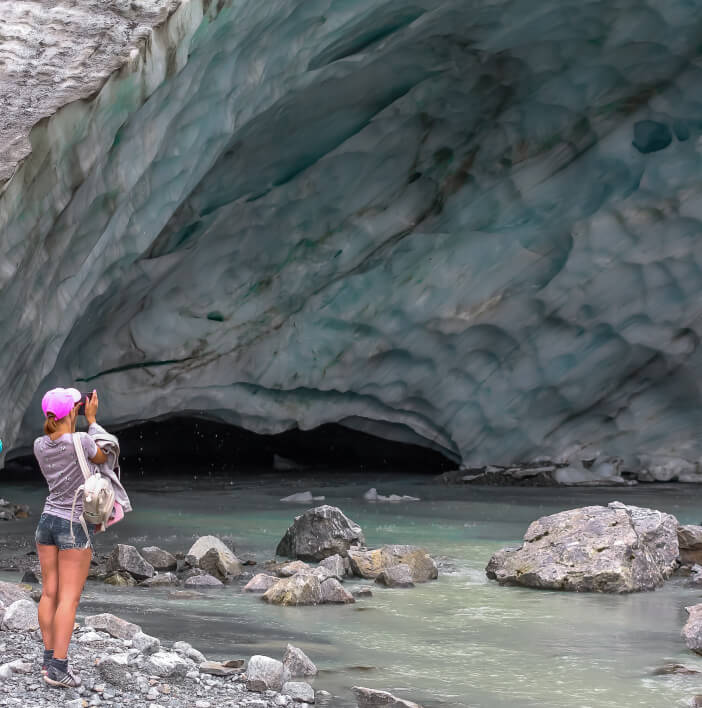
[70,433,116,545]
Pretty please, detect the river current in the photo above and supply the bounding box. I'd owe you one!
[2,473,702,707]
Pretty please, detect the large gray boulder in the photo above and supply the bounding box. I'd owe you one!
[184,573,223,588]
[282,644,317,677]
[187,536,242,580]
[276,505,365,561]
[145,650,191,678]
[0,581,30,606]
[486,502,679,593]
[140,546,177,571]
[2,599,38,631]
[678,525,702,565]
[320,577,355,604]
[243,574,279,593]
[283,681,315,703]
[84,613,142,640]
[262,574,323,606]
[348,546,438,582]
[353,686,423,708]
[683,604,702,654]
[106,544,154,580]
[246,655,289,692]
[375,564,415,588]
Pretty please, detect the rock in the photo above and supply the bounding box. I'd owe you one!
[145,650,191,679]
[683,604,702,654]
[632,120,673,154]
[187,536,242,580]
[320,578,355,603]
[363,488,420,503]
[106,544,155,580]
[276,505,365,561]
[692,696,702,708]
[282,644,317,678]
[20,569,40,584]
[246,655,289,692]
[281,492,325,503]
[85,613,142,640]
[243,574,280,593]
[140,547,177,571]
[375,564,415,588]
[262,574,323,606]
[2,599,38,631]
[486,502,679,593]
[132,631,161,655]
[0,581,30,606]
[104,571,137,587]
[184,573,223,588]
[198,660,243,676]
[4,659,32,673]
[97,653,132,688]
[352,686,423,708]
[140,572,179,588]
[283,681,315,703]
[652,663,701,675]
[351,587,373,598]
[678,525,702,565]
[276,560,312,577]
[168,590,205,600]
[319,554,346,578]
[172,641,207,664]
[348,546,438,583]
[78,631,105,643]
[0,664,10,680]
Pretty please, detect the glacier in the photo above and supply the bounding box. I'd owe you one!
[2,0,702,482]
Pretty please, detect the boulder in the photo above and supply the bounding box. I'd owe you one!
[140,572,179,588]
[319,554,346,578]
[280,492,325,503]
[363,488,420,503]
[104,571,137,587]
[85,613,142,640]
[678,525,702,565]
[187,536,242,580]
[352,587,373,599]
[246,655,289,692]
[97,653,132,688]
[276,505,365,561]
[132,631,161,655]
[172,641,207,664]
[283,681,315,703]
[683,604,702,654]
[262,574,323,606]
[184,573,223,588]
[275,560,311,577]
[320,578,355,604]
[106,544,154,580]
[199,660,243,676]
[140,547,177,571]
[486,502,679,593]
[145,650,191,678]
[375,564,414,588]
[352,686,423,708]
[243,574,280,593]
[2,599,38,631]
[348,546,438,583]
[282,644,317,677]
[0,581,30,606]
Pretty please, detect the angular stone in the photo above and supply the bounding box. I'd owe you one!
[104,571,137,587]
[348,546,437,583]
[275,560,312,578]
[276,505,365,561]
[187,536,242,580]
[351,587,373,598]
[319,554,346,578]
[85,613,142,640]
[678,525,702,564]
[352,686,423,708]
[375,564,414,588]
[132,631,161,655]
[282,644,317,678]
[145,651,191,679]
[246,655,289,692]
[243,574,280,593]
[2,599,38,631]
[172,641,207,664]
[486,503,679,593]
[199,660,243,676]
[262,574,323,606]
[106,544,154,580]
[0,581,30,606]
[140,572,179,588]
[140,547,178,571]
[184,573,223,588]
[320,578,355,603]
[97,653,132,688]
[683,604,702,654]
[283,681,315,703]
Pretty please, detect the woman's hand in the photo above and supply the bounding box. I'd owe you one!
[84,390,99,425]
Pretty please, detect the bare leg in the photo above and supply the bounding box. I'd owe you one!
[52,548,91,660]
[36,543,58,651]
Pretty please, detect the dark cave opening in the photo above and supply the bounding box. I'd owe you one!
[3,416,456,480]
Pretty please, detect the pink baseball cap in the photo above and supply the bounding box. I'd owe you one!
[41,387,82,420]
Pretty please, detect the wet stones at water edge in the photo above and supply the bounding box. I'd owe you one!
[0,499,30,521]
[106,544,155,580]
[486,502,680,593]
[682,605,702,655]
[353,686,424,708]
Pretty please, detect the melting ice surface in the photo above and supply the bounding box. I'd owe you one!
[5,474,702,707]
[3,0,702,477]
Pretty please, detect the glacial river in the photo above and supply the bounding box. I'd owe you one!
[3,473,702,707]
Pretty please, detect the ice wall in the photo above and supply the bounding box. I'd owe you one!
[3,0,702,481]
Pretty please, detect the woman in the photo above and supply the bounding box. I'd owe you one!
[33,387,106,689]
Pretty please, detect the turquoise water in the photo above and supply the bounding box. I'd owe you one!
[3,474,702,707]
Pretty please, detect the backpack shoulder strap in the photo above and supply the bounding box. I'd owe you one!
[72,433,92,482]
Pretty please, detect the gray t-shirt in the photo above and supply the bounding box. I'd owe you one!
[34,432,98,521]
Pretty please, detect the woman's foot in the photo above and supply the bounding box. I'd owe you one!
[41,648,53,676]
[44,662,81,688]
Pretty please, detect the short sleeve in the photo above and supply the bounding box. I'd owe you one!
[80,433,98,461]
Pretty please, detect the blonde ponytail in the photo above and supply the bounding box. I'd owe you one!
[43,414,60,435]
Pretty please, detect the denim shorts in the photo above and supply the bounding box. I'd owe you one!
[35,512,95,551]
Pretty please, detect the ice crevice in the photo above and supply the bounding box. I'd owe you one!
[2,1,702,484]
